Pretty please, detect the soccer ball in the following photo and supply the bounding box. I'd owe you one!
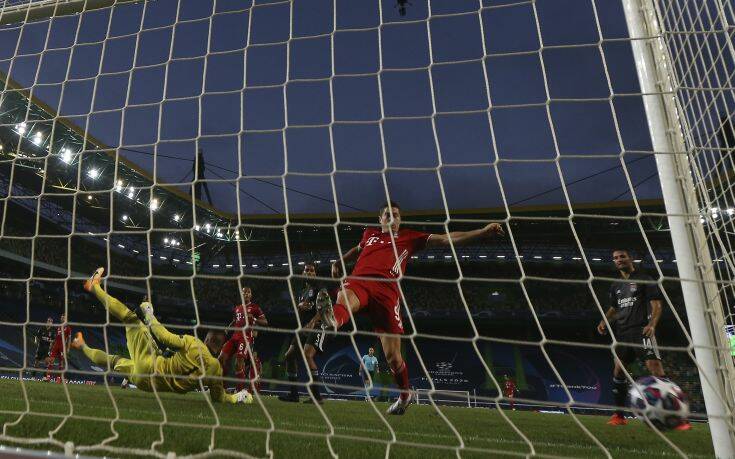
[628,376,689,429]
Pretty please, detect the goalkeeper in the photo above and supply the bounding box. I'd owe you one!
[77,267,252,404]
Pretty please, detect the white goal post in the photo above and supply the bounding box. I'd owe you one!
[622,0,735,456]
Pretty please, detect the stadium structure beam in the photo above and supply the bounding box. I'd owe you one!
[622,0,735,456]
[0,0,148,25]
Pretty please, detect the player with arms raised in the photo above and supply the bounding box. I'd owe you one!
[597,249,689,429]
[45,314,71,383]
[331,201,503,415]
[219,287,267,391]
[77,267,252,404]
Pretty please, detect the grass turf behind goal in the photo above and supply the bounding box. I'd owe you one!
[0,380,715,458]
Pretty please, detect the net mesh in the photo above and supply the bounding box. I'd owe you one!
[0,0,732,457]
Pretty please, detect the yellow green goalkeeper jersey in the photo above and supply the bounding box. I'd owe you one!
[150,335,228,400]
[141,324,235,403]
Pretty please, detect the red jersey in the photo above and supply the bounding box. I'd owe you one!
[504,379,516,395]
[231,303,265,343]
[53,325,71,346]
[351,228,431,280]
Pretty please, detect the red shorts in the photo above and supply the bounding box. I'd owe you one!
[343,277,403,335]
[48,341,64,359]
[221,335,253,360]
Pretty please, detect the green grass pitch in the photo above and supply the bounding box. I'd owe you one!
[0,379,714,458]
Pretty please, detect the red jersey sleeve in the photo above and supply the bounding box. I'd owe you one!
[405,229,431,253]
[251,304,265,320]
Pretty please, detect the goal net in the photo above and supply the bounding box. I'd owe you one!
[0,0,733,457]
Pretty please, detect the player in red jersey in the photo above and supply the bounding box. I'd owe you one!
[219,286,268,391]
[45,314,72,383]
[503,374,517,410]
[331,201,503,415]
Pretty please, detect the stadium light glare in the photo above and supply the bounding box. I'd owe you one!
[117,244,125,249]
[216,231,223,238]
[634,259,642,263]
[572,256,582,260]
[32,132,42,145]
[496,255,505,259]
[149,198,160,211]
[121,215,128,221]
[173,214,181,222]
[60,148,73,164]
[164,238,169,244]
[478,255,487,258]
[268,263,274,267]
[87,195,93,200]
[282,263,289,266]
[15,122,26,134]
[592,257,601,261]
[727,208,735,216]
[115,180,123,192]
[252,264,258,268]
[87,168,100,179]
[127,188,135,199]
[553,256,562,260]
[534,255,543,259]
[194,225,201,231]
[173,258,180,263]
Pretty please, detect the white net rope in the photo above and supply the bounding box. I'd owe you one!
[0,0,732,457]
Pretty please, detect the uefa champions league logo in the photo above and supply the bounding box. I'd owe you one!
[436,362,453,371]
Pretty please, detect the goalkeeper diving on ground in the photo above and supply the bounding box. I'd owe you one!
[73,267,253,404]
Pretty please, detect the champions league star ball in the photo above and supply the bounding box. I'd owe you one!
[628,376,689,429]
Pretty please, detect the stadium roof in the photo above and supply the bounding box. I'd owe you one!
[0,0,670,221]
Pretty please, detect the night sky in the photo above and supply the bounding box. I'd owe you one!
[0,0,663,216]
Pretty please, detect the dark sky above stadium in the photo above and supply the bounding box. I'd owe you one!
[0,0,662,216]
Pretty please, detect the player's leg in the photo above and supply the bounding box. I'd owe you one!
[279,342,301,402]
[331,284,364,329]
[642,334,665,377]
[302,343,323,404]
[251,353,262,392]
[45,344,61,381]
[381,333,412,415]
[218,337,237,377]
[609,341,634,425]
[71,332,133,375]
[234,353,247,392]
[85,268,138,324]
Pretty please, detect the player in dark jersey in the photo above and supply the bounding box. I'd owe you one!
[331,201,503,415]
[596,249,688,429]
[279,262,337,404]
[33,317,55,371]
[219,287,267,391]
